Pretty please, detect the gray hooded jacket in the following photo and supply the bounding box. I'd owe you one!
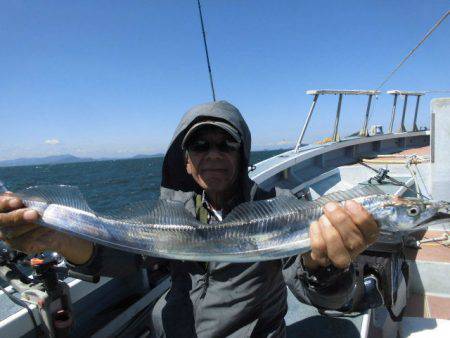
[70,101,356,337]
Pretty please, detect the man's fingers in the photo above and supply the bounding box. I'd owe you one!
[23,209,39,222]
[1,191,14,197]
[323,202,366,255]
[0,208,39,228]
[309,221,330,267]
[10,208,39,224]
[344,200,379,244]
[0,196,24,213]
[319,215,352,269]
[0,207,40,240]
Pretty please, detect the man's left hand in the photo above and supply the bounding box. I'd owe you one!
[302,200,379,270]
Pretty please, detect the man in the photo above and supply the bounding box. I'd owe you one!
[0,101,378,337]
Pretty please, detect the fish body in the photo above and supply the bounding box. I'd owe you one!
[6,183,449,262]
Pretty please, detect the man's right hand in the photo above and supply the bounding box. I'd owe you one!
[0,191,94,265]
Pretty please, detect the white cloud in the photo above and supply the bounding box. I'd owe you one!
[44,139,60,145]
[275,139,291,146]
[262,139,294,147]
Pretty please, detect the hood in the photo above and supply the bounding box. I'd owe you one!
[161,100,252,195]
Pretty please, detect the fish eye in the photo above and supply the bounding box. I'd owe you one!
[407,207,420,217]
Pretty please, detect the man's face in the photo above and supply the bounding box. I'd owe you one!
[185,127,241,195]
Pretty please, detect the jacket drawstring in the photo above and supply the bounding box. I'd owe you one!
[195,194,211,298]
[200,267,210,299]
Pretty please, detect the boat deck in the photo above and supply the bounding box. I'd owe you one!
[250,137,450,337]
[404,227,450,320]
[1,131,448,337]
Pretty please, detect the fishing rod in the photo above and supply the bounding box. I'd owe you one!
[196,0,216,101]
[376,10,449,90]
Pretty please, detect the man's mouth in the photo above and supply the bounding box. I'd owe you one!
[203,168,227,172]
[202,168,228,175]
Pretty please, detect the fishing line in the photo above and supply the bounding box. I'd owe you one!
[376,10,449,90]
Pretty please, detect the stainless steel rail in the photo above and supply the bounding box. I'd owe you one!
[295,89,381,151]
[387,90,425,133]
[295,89,426,152]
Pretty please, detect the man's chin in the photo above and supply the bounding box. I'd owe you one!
[202,179,232,193]
[201,173,228,183]
[204,183,229,192]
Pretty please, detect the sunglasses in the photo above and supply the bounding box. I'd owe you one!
[187,139,241,153]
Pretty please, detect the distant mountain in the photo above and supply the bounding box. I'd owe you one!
[0,153,166,168]
[131,153,164,159]
[0,154,94,167]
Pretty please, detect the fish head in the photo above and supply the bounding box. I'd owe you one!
[374,196,443,233]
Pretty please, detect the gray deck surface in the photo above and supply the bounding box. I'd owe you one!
[0,288,27,322]
[1,281,366,337]
[285,289,365,338]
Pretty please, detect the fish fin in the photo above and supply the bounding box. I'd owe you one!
[16,185,93,213]
[224,195,314,223]
[99,200,157,223]
[100,199,200,227]
[314,184,385,206]
[151,199,204,228]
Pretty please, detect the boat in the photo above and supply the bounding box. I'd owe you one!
[2,3,449,336]
[250,90,450,337]
[1,89,449,337]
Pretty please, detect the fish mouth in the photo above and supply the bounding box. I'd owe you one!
[416,211,450,229]
[412,201,450,229]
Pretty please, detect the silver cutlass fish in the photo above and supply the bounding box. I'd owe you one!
[1,182,448,262]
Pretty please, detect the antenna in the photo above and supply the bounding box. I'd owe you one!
[196,0,216,101]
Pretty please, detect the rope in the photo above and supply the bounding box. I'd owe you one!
[424,90,450,94]
[414,165,431,198]
[405,156,423,198]
[358,159,430,200]
[377,10,450,90]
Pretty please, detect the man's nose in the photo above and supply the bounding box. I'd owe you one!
[204,146,224,159]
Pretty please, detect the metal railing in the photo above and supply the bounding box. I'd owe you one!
[294,89,425,152]
[295,90,380,151]
[386,90,425,133]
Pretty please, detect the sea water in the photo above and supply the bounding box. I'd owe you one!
[0,150,284,212]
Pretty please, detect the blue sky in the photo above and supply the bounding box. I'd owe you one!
[1,0,449,160]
